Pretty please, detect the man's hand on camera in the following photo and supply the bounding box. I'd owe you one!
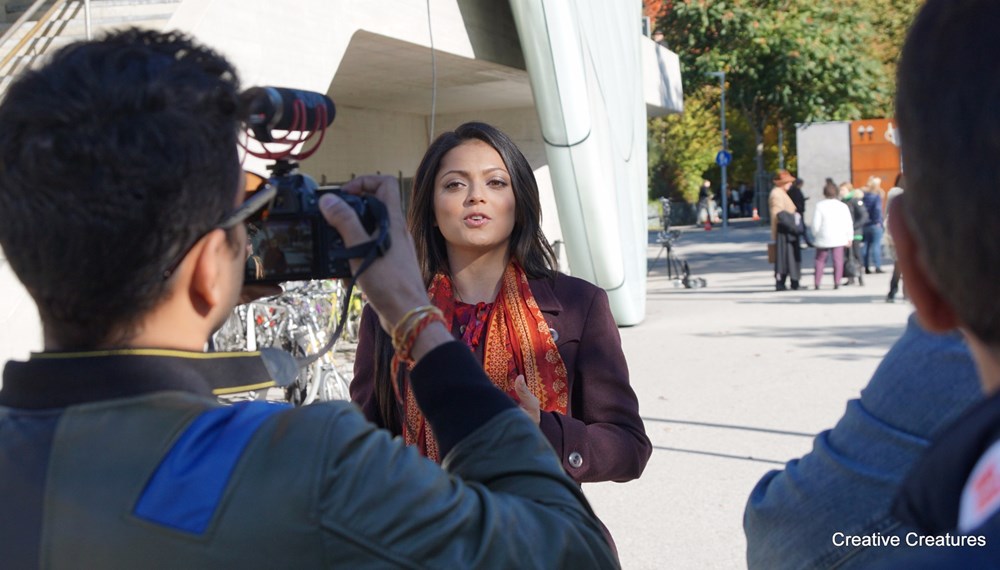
[319,175,450,361]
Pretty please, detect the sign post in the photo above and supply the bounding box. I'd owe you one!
[707,71,729,228]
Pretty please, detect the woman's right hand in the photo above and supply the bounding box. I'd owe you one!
[514,375,541,424]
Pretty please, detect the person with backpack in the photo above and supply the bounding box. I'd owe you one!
[840,182,868,286]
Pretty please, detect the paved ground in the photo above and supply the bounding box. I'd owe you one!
[0,218,914,569]
[583,218,913,569]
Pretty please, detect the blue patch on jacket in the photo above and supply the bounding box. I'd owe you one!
[134,401,290,534]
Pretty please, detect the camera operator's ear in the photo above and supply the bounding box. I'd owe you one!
[889,195,960,333]
[187,229,241,318]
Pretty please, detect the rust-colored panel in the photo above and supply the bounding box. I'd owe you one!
[850,118,901,191]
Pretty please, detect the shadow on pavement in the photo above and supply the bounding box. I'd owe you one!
[646,289,894,305]
[641,417,815,438]
[733,294,892,305]
[693,323,903,360]
[651,445,787,465]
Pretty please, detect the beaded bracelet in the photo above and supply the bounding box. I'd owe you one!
[392,305,435,343]
[391,305,446,362]
[394,309,446,364]
[391,305,437,349]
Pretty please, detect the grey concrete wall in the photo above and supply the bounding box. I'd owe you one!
[796,121,851,224]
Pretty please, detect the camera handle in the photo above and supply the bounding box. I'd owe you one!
[293,197,391,370]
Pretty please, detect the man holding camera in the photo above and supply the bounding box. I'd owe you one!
[0,29,615,568]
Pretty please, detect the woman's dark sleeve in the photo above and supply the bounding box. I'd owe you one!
[538,286,652,483]
[349,304,384,428]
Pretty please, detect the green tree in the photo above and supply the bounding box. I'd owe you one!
[657,0,889,190]
[649,88,718,203]
[846,0,923,103]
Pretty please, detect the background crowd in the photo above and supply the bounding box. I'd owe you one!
[763,170,903,301]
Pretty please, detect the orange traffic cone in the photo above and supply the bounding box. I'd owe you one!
[752,207,760,221]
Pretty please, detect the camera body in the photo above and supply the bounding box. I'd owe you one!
[245,160,379,284]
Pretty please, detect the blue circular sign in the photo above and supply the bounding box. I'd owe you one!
[716,150,732,167]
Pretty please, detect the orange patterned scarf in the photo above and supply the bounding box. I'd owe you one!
[397,262,568,462]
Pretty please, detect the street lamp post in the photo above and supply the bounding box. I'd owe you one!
[707,71,728,229]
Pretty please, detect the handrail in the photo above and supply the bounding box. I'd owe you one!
[0,0,69,75]
[0,0,50,49]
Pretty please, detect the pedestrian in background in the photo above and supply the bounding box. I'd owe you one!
[739,182,753,217]
[885,173,906,302]
[811,180,854,289]
[769,170,801,290]
[862,176,885,274]
[697,179,713,225]
[788,178,807,216]
[840,182,868,286]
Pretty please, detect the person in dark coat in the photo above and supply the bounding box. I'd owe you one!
[787,178,807,215]
[840,183,868,286]
[769,170,801,290]
[350,122,651,487]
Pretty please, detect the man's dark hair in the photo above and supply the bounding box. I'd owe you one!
[0,28,245,349]
[896,0,1000,346]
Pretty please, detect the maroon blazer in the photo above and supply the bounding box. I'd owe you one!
[350,272,651,483]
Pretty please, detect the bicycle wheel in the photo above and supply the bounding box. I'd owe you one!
[320,364,352,402]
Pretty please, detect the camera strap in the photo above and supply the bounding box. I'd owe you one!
[294,199,391,371]
[329,197,391,274]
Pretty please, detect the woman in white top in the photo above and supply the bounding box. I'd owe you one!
[811,180,855,289]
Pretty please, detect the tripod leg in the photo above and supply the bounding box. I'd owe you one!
[665,245,675,279]
[669,249,682,281]
[649,244,667,275]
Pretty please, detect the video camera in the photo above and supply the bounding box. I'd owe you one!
[241,87,388,284]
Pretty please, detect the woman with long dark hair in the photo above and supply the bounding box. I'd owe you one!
[350,122,650,484]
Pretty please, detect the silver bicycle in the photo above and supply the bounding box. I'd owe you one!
[212,279,355,405]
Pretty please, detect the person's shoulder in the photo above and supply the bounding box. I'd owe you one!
[529,272,605,308]
[549,272,603,296]
[262,400,376,444]
[275,399,360,423]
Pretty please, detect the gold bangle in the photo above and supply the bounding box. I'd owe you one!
[392,305,434,340]
[394,309,446,363]
[394,307,440,350]
[392,305,441,353]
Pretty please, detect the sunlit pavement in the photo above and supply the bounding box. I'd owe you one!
[584,218,912,569]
